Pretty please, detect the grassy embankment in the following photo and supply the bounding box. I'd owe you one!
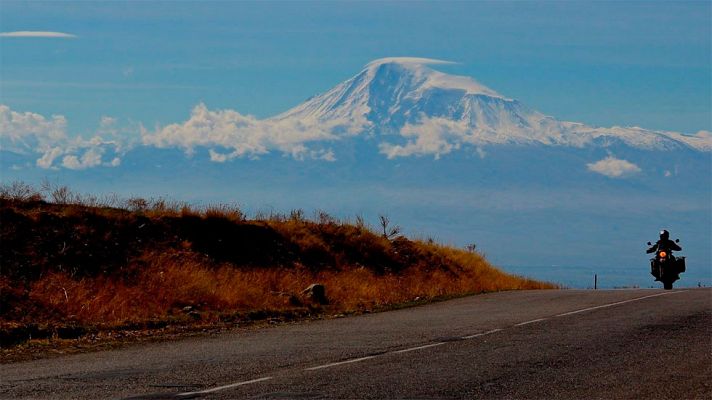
[0,182,555,349]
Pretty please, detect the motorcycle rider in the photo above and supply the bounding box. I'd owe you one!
[647,230,682,280]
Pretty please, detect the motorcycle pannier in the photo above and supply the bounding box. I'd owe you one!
[676,257,686,273]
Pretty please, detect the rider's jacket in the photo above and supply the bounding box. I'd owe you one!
[647,239,682,254]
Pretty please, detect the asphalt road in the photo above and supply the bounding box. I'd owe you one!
[1,289,710,399]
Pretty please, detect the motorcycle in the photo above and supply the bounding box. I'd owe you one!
[647,238,685,290]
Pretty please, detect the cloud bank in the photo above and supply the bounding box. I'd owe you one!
[1,103,341,170]
[141,103,338,161]
[0,31,77,38]
[1,101,708,171]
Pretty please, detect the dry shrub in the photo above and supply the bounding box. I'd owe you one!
[23,248,554,327]
[204,204,244,222]
[0,181,43,202]
[180,204,200,218]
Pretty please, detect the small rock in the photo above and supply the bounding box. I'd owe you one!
[182,306,193,312]
[302,283,328,305]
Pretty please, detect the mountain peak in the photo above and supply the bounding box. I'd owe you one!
[273,57,507,124]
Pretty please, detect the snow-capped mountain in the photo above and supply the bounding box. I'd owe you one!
[273,57,710,154]
[4,57,708,173]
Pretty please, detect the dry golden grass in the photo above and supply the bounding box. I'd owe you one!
[25,247,553,328]
[1,181,556,341]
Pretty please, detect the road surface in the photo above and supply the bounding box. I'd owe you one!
[1,289,710,399]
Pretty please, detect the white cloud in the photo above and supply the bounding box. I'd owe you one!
[379,115,469,159]
[319,149,336,162]
[208,149,230,163]
[0,31,77,38]
[36,147,64,169]
[0,104,127,169]
[61,148,104,170]
[60,155,82,169]
[367,57,456,67]
[142,103,338,161]
[587,156,642,178]
[0,104,68,150]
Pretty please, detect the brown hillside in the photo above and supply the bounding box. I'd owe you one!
[0,182,555,347]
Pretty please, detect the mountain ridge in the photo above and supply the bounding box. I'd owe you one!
[272,57,710,154]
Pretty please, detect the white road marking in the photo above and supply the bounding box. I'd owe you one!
[305,356,377,371]
[514,318,547,326]
[462,328,503,339]
[176,376,273,396]
[556,291,687,317]
[393,342,446,354]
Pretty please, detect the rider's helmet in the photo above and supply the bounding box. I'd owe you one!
[660,229,670,240]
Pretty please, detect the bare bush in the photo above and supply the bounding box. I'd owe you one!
[39,180,82,205]
[289,209,305,222]
[355,214,366,230]
[50,186,76,204]
[126,197,149,212]
[0,181,43,201]
[316,210,336,225]
[379,214,401,239]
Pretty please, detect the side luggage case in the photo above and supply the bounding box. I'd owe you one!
[676,256,686,273]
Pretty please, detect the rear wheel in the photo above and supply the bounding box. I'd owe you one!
[663,281,673,290]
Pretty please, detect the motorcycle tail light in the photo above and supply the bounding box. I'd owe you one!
[659,251,667,258]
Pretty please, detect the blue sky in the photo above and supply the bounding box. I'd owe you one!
[2,1,710,135]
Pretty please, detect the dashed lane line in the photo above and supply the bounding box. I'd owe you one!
[514,318,548,326]
[393,342,446,354]
[304,356,377,371]
[176,376,273,396]
[462,328,503,339]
